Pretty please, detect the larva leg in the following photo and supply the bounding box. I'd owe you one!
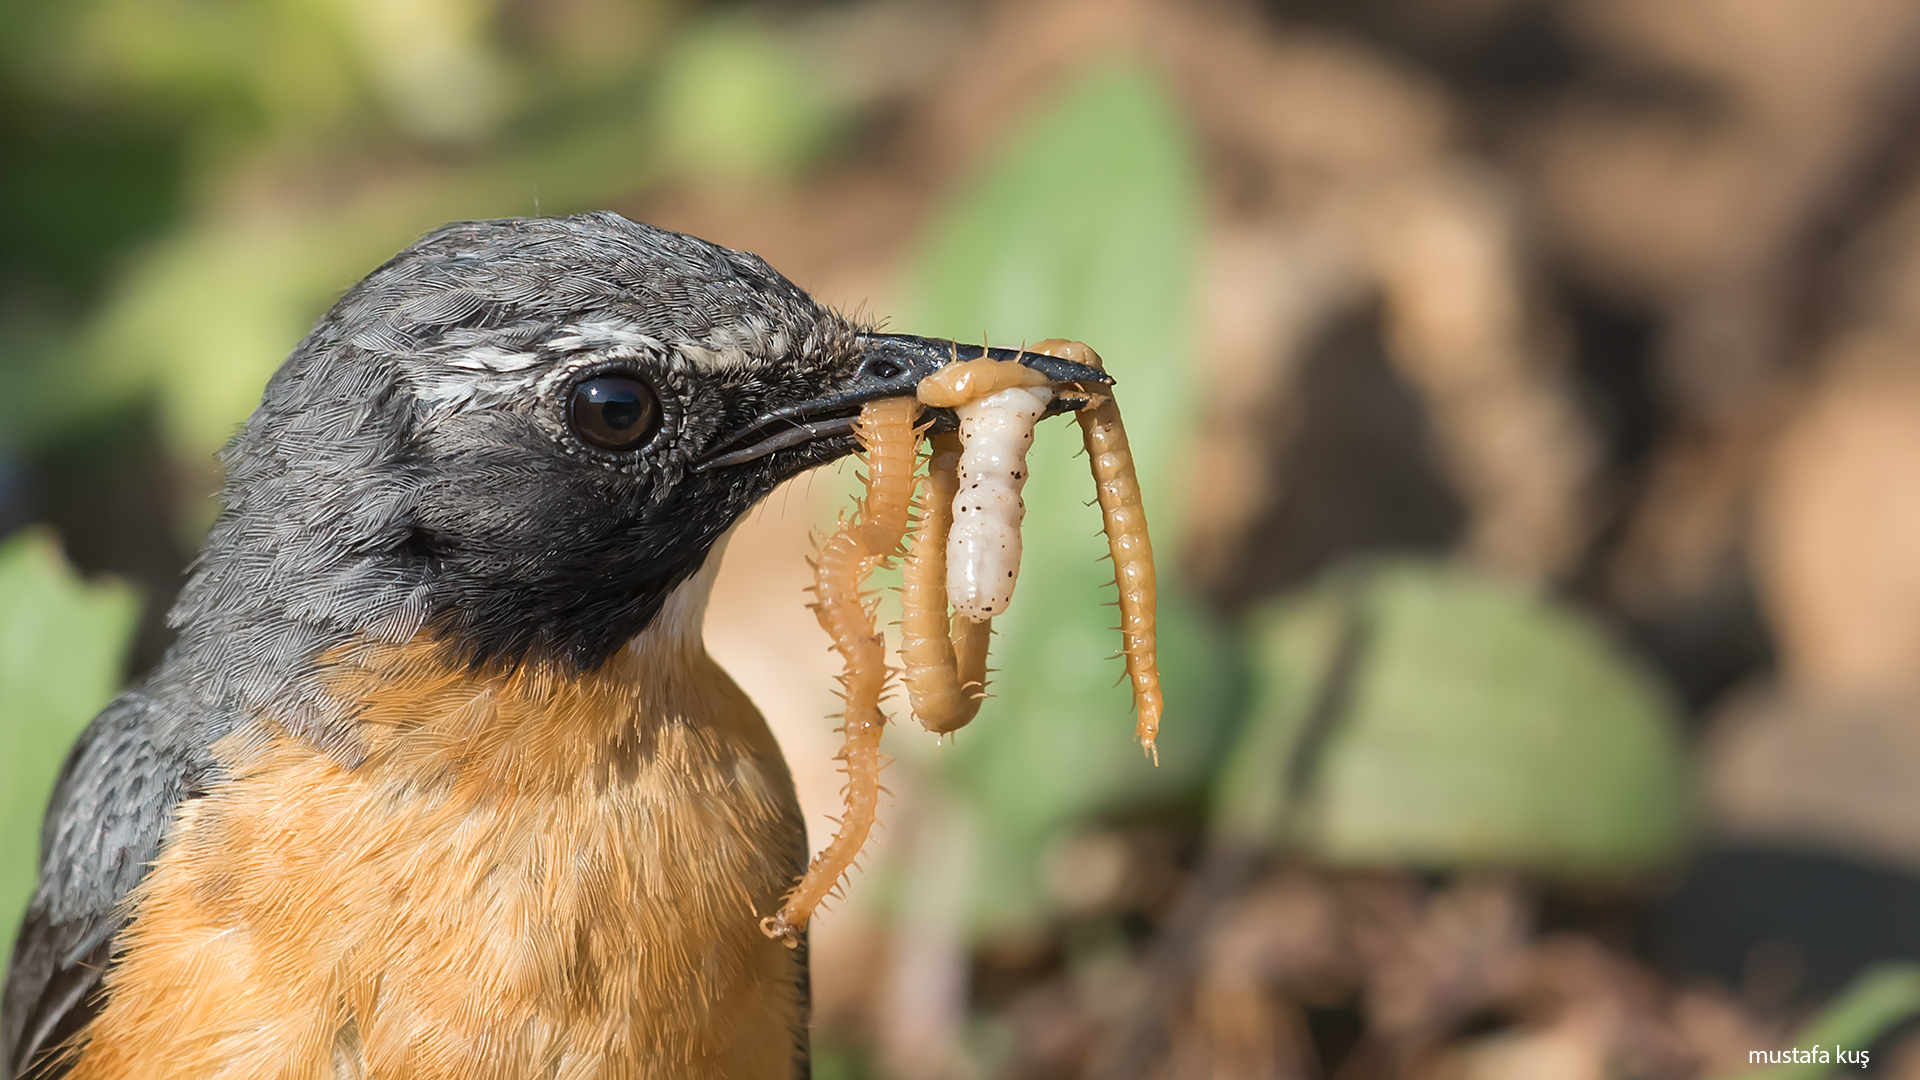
[761,396,921,946]
[1033,339,1165,761]
[899,433,992,734]
[951,616,992,714]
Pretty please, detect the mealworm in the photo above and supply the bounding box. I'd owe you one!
[916,355,1050,407]
[765,341,1164,943]
[760,396,921,947]
[1033,338,1165,760]
[897,432,993,734]
[945,385,1055,621]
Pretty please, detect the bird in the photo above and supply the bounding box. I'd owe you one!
[0,211,1105,1080]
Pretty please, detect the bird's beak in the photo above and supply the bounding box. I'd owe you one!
[694,334,1112,471]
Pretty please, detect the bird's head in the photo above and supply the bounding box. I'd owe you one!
[171,212,1104,693]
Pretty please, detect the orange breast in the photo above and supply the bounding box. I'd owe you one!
[63,629,808,1080]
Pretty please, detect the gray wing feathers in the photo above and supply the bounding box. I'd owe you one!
[3,691,204,1079]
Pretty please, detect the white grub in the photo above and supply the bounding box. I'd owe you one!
[948,385,1053,620]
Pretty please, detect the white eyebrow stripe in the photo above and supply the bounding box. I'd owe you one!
[413,367,545,413]
[549,318,665,354]
[415,309,791,418]
[444,344,543,373]
[678,343,757,372]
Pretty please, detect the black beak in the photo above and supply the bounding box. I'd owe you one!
[694,334,1112,471]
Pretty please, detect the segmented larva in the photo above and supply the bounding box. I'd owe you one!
[918,357,1054,623]
[898,358,1059,733]
[914,356,1050,409]
[765,342,1164,943]
[897,433,993,734]
[946,385,1053,620]
[760,396,921,947]
[1033,339,1164,760]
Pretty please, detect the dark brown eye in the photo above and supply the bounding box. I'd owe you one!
[569,374,659,451]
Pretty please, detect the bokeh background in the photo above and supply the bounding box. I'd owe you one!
[7,0,1920,1076]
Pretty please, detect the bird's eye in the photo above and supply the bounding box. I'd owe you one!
[569,373,660,451]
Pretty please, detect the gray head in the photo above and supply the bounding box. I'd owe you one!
[162,212,1102,735]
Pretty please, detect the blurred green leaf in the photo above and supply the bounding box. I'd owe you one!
[1717,963,1920,1079]
[341,0,509,143]
[1218,559,1689,873]
[810,1034,877,1080]
[44,0,377,140]
[82,100,667,460]
[0,107,183,299]
[63,8,859,464]
[88,213,370,458]
[34,0,513,144]
[0,528,139,940]
[653,18,837,182]
[904,60,1234,933]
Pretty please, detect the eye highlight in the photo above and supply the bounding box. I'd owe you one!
[569,373,660,451]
